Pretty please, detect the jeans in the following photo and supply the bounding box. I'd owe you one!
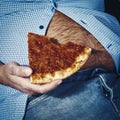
[23,68,120,120]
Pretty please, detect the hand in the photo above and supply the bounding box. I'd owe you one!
[0,61,62,95]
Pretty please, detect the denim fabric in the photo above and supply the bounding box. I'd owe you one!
[24,68,120,120]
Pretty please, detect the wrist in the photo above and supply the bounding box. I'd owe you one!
[0,61,5,84]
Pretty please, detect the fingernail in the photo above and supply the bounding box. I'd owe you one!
[57,80,62,85]
[25,69,32,75]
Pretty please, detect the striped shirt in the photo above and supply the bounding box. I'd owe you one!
[0,0,120,119]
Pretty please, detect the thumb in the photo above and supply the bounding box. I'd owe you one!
[8,62,32,77]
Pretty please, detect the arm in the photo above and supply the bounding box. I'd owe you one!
[0,61,62,94]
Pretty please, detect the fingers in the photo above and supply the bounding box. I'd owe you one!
[28,80,62,94]
[7,62,32,77]
[11,76,62,95]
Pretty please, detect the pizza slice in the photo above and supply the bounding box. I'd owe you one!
[28,32,91,84]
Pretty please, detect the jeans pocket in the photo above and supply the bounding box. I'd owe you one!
[99,74,120,118]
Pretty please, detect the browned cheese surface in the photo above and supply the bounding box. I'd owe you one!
[28,33,86,76]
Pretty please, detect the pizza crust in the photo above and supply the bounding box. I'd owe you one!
[30,47,91,84]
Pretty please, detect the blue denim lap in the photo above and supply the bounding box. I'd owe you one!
[24,68,120,120]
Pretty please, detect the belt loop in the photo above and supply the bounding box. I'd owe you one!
[49,0,58,11]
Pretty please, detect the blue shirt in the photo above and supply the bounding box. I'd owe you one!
[0,0,120,119]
